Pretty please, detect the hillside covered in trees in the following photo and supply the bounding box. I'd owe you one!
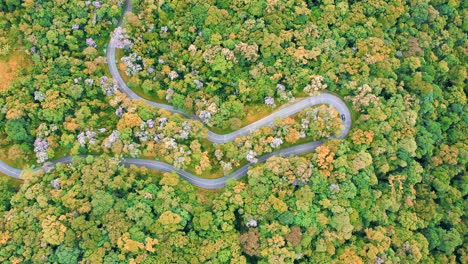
[0,0,466,263]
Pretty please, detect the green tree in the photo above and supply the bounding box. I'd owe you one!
[91,190,114,216]
[5,118,32,143]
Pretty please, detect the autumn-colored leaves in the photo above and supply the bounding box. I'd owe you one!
[315,142,338,177]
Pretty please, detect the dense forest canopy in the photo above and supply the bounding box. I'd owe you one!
[0,0,466,263]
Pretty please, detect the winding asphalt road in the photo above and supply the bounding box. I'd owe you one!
[0,0,352,189]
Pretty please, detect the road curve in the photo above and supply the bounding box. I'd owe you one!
[107,0,352,144]
[0,0,352,189]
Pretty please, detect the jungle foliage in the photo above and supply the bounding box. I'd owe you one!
[0,0,466,263]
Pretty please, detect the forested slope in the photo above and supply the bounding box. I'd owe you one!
[0,0,466,263]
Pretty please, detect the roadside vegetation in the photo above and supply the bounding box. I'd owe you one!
[0,0,466,263]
